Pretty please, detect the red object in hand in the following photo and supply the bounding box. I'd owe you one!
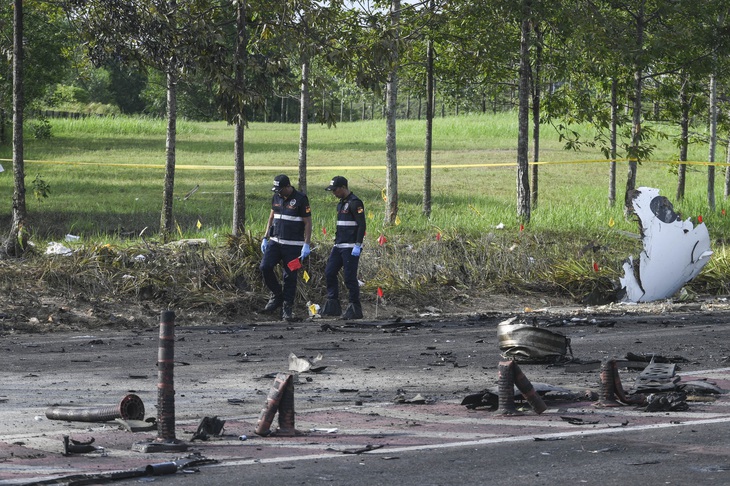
[287,258,302,271]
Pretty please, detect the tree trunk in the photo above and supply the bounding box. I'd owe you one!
[677,73,689,201]
[530,25,542,209]
[160,70,177,241]
[708,73,717,211]
[298,59,310,194]
[385,0,400,225]
[609,78,618,207]
[625,5,645,214]
[423,28,434,218]
[516,0,531,223]
[232,2,246,236]
[4,0,27,257]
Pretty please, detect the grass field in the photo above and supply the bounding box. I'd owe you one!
[1,112,729,310]
[0,112,727,244]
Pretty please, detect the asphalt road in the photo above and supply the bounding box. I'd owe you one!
[1,301,730,485]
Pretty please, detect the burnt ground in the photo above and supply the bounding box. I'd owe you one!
[2,292,730,484]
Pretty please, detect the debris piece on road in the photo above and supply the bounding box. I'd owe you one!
[116,417,157,432]
[288,352,325,373]
[560,416,600,425]
[498,317,571,363]
[619,187,712,302]
[645,391,689,412]
[191,416,226,441]
[46,393,146,422]
[340,444,384,454]
[255,373,301,437]
[63,435,105,456]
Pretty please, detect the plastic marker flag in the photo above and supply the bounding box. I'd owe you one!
[436,232,442,241]
[609,217,615,228]
[698,215,703,223]
[197,219,202,230]
[377,234,387,246]
[395,215,401,226]
[322,227,327,235]
[593,261,599,272]
[381,188,387,202]
[302,270,310,283]
[308,303,317,315]
[519,224,524,232]
[368,212,374,220]
[287,258,302,271]
[377,287,383,298]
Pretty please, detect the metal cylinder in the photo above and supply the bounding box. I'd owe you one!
[46,394,145,422]
[596,359,621,407]
[157,310,176,440]
[255,373,291,436]
[145,462,178,476]
[496,361,521,415]
[277,377,296,436]
[512,362,547,414]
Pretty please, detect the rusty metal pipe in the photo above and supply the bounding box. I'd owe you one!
[255,373,292,436]
[496,361,521,415]
[512,362,547,414]
[595,359,621,407]
[46,394,145,422]
[157,310,176,441]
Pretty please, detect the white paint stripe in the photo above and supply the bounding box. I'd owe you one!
[212,415,730,468]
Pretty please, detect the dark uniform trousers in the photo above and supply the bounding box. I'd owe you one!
[325,247,360,304]
[260,241,302,304]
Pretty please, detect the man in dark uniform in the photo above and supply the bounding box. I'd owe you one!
[322,176,366,320]
[260,174,312,320]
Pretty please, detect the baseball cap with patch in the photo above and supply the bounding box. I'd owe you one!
[272,174,291,191]
[325,176,348,191]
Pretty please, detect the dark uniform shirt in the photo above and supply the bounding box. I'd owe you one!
[269,189,311,246]
[334,192,366,247]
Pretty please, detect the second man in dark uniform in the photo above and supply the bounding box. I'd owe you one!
[322,176,366,319]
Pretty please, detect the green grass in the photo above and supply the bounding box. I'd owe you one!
[1,112,726,244]
[1,111,729,315]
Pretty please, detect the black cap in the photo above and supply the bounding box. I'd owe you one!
[272,174,291,191]
[325,176,348,191]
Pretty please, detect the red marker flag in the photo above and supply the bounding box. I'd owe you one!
[322,227,327,235]
[287,258,302,271]
[519,224,524,232]
[698,215,703,223]
[436,232,442,241]
[593,261,599,272]
[377,287,383,298]
[378,234,387,246]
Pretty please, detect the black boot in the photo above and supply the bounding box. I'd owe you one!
[262,293,283,313]
[341,302,363,320]
[281,302,294,321]
[321,299,342,317]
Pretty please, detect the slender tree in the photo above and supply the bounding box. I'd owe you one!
[3,0,26,257]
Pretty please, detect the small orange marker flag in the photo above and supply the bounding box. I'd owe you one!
[698,215,704,223]
[519,224,524,232]
[378,234,387,246]
[377,287,383,298]
[322,227,327,235]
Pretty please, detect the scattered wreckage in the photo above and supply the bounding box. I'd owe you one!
[620,187,713,303]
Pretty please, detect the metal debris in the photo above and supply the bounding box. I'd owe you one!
[498,317,571,363]
[620,187,713,302]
